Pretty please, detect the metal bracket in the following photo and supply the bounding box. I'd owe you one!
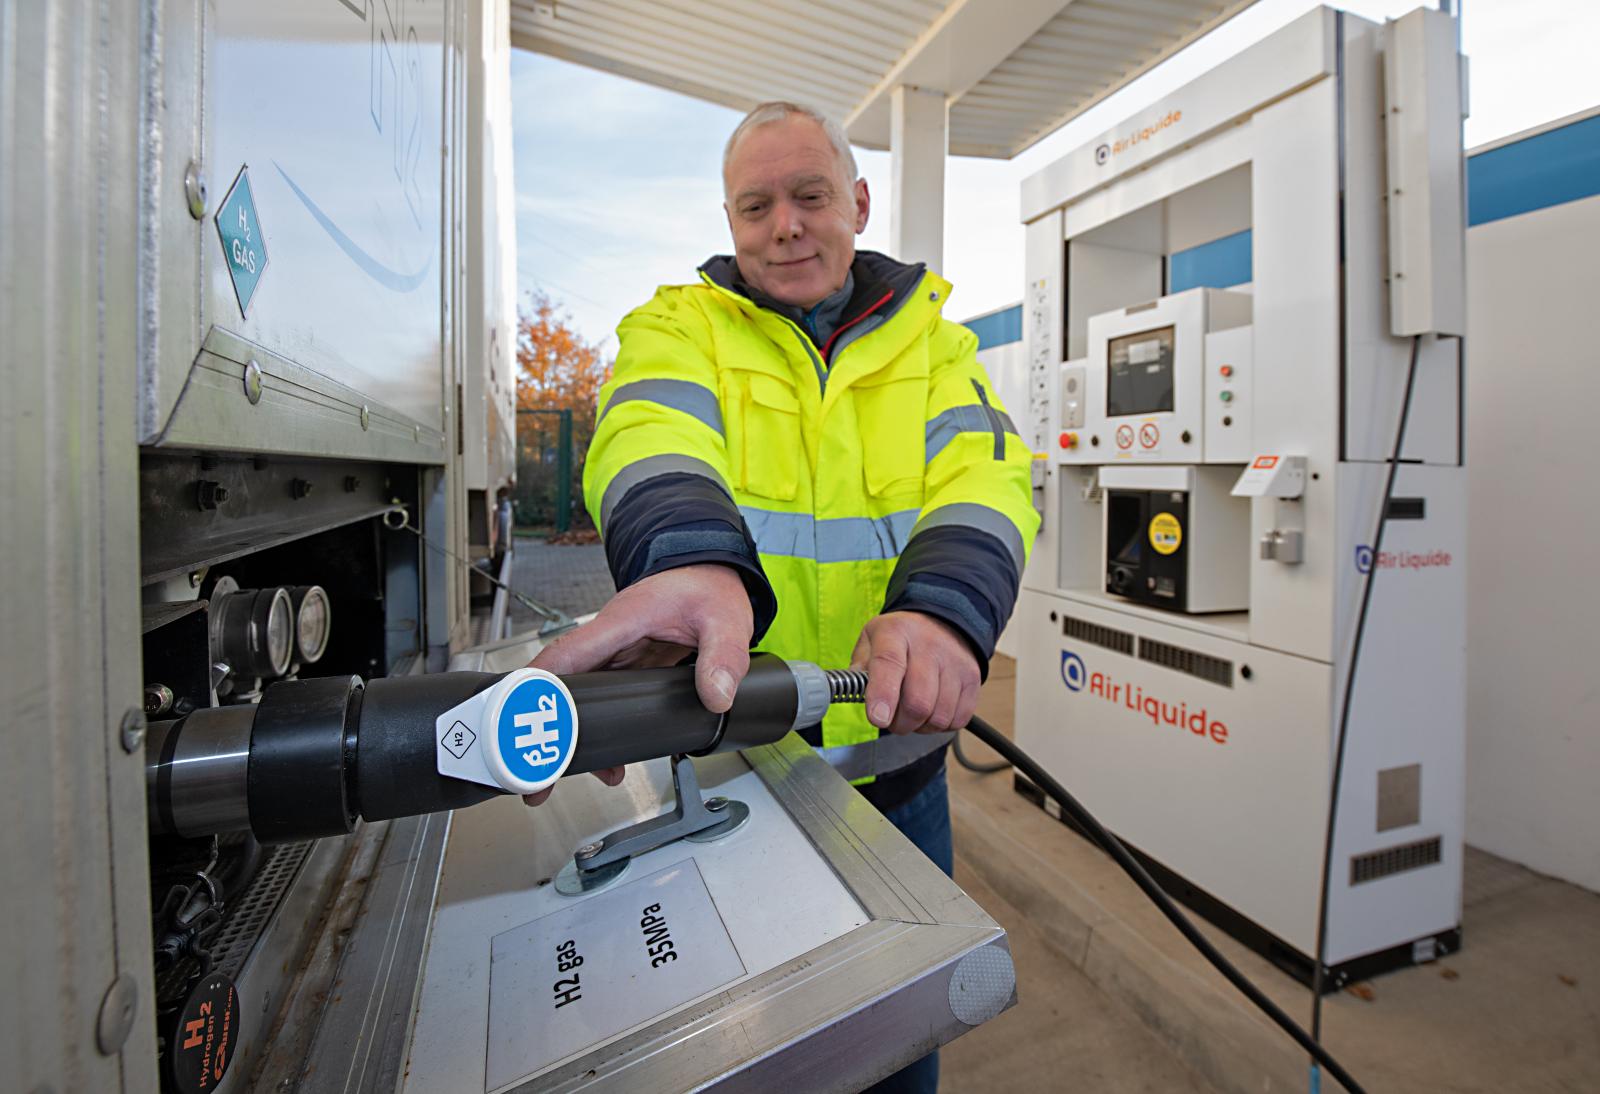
[573,754,749,874]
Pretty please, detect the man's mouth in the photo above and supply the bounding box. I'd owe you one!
[771,256,818,268]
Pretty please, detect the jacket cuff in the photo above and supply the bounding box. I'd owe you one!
[882,523,1024,679]
[601,472,777,643]
[884,576,997,681]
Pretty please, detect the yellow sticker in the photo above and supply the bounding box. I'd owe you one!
[1149,512,1183,555]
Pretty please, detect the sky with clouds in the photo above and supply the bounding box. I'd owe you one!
[510,0,1600,347]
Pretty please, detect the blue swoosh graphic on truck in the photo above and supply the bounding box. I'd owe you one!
[274,162,432,292]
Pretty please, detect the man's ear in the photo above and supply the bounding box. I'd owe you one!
[854,178,870,234]
[723,201,734,236]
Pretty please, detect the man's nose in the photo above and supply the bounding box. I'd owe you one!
[772,199,804,242]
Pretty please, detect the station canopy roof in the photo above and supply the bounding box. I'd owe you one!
[510,0,1258,159]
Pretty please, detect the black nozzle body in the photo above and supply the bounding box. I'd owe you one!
[149,654,811,843]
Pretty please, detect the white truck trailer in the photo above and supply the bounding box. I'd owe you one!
[1,3,1018,1091]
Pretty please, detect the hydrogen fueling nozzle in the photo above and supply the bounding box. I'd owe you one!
[146,654,846,843]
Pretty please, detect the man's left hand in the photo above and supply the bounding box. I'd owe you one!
[850,611,981,735]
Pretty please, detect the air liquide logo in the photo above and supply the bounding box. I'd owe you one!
[1058,648,1229,746]
[486,671,579,794]
[1355,544,1454,575]
[1095,109,1183,166]
[1061,651,1087,691]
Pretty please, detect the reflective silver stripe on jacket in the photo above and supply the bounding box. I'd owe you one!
[600,453,731,530]
[740,506,919,563]
[925,404,1018,463]
[818,731,957,781]
[598,378,724,434]
[909,502,1026,573]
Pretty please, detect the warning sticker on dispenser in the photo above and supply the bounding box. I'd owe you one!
[1149,513,1183,555]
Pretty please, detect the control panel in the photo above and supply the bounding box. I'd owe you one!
[1055,287,1252,466]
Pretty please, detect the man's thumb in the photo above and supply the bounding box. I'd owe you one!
[693,626,750,714]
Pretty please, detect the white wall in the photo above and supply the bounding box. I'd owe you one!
[1464,194,1600,893]
[976,339,1030,661]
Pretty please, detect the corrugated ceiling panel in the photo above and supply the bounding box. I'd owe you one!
[511,0,1258,161]
[951,0,1249,156]
[510,0,930,119]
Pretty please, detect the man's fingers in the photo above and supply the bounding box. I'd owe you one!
[926,670,962,733]
[531,612,640,675]
[848,630,872,672]
[954,678,981,734]
[889,651,939,735]
[692,612,752,714]
[863,628,909,730]
[523,766,627,808]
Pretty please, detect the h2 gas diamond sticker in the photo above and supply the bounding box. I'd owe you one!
[215,165,269,317]
[440,719,476,761]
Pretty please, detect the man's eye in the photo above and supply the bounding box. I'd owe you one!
[742,203,767,217]
[800,193,826,204]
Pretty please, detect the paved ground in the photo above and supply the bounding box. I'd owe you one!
[947,656,1600,1094]
[507,534,613,627]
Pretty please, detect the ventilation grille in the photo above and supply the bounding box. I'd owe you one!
[211,841,314,978]
[1061,615,1133,655]
[153,839,314,1007]
[1137,637,1233,687]
[1350,836,1442,885]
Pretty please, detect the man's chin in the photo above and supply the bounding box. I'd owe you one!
[762,270,831,308]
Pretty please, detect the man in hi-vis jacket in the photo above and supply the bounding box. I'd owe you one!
[531,101,1038,1092]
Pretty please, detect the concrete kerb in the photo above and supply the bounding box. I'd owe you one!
[951,793,1310,1094]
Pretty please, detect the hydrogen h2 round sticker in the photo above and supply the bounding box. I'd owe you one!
[483,669,581,795]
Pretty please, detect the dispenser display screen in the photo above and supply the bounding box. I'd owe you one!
[1107,325,1175,417]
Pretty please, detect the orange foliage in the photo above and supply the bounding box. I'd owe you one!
[516,291,612,416]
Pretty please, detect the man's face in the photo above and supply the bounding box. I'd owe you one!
[723,116,870,309]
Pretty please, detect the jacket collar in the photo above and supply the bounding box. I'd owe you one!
[698,250,929,362]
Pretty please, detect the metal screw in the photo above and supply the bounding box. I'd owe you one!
[413,424,421,442]
[196,480,229,510]
[119,708,146,753]
[188,569,206,588]
[360,404,371,431]
[705,797,728,812]
[184,160,208,219]
[1181,430,1192,444]
[291,478,315,500]
[575,842,603,860]
[143,684,174,717]
[244,359,263,404]
[95,973,138,1054]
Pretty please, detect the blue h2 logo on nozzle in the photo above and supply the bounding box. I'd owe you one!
[496,677,576,785]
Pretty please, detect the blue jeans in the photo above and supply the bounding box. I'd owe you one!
[862,767,953,1094]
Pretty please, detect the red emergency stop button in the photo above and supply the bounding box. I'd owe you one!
[1220,365,1234,378]
[1058,431,1078,449]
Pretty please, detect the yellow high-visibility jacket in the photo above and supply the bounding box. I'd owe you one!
[583,251,1039,770]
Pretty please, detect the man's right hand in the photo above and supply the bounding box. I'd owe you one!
[532,563,754,704]
[521,564,753,806]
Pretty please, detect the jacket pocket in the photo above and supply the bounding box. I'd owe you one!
[725,370,802,501]
[852,373,927,500]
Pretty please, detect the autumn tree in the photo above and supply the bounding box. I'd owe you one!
[516,290,611,416]
[514,291,612,530]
